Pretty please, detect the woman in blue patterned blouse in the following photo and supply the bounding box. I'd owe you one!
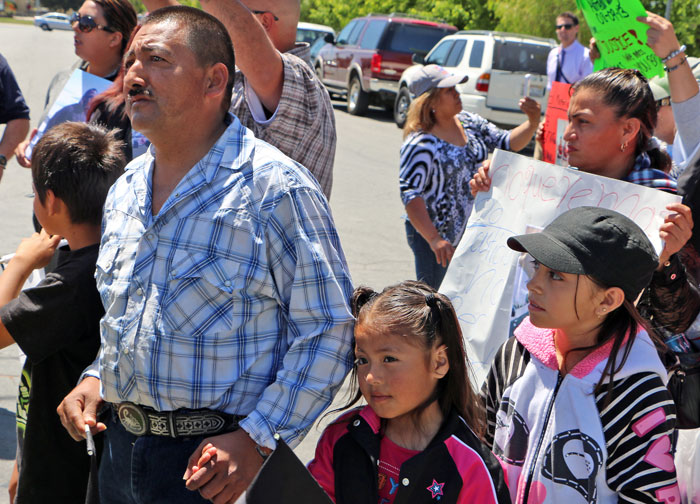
[399,64,541,289]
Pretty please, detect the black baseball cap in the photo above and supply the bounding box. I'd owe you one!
[506,207,659,300]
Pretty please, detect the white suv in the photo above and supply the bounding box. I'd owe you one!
[394,31,556,128]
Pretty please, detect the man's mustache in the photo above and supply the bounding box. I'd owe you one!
[127,88,153,98]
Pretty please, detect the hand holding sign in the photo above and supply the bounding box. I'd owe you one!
[576,0,664,78]
[637,11,682,61]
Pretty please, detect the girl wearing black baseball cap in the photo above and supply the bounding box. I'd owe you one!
[482,206,680,503]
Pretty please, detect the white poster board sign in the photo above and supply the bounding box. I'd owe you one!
[440,149,681,385]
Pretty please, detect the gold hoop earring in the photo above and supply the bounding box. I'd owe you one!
[620,142,627,152]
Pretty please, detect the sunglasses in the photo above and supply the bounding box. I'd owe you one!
[71,12,114,33]
[555,23,574,30]
[251,10,279,21]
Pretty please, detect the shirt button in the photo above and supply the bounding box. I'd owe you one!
[135,288,143,296]
[402,478,409,486]
[224,280,232,287]
[123,347,130,355]
[352,420,360,427]
[147,233,155,240]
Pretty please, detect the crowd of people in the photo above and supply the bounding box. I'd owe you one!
[0,1,699,503]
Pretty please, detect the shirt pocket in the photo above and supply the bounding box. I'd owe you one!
[161,249,243,336]
[95,241,133,313]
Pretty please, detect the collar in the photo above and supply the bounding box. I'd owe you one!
[356,405,463,448]
[514,317,628,380]
[287,42,312,66]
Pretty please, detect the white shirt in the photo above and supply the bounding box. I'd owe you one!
[546,39,593,89]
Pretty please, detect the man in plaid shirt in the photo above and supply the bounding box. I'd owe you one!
[144,0,336,199]
[58,8,353,504]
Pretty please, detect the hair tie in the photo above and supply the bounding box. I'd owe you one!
[425,293,442,329]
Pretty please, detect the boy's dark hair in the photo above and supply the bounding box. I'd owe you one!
[31,122,126,226]
[142,6,236,110]
[558,11,579,25]
[337,280,486,438]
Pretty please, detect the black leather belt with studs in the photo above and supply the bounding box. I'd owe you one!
[113,402,244,438]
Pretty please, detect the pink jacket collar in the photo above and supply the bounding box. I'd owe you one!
[513,317,622,379]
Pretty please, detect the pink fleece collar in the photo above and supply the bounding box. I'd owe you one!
[513,317,621,379]
[359,405,382,434]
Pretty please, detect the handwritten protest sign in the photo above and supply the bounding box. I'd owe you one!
[542,81,572,166]
[576,0,663,78]
[440,149,680,384]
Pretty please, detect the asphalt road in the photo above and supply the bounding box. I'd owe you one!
[0,23,414,494]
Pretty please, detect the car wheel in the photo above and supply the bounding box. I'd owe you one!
[394,87,411,129]
[347,75,369,116]
[40,23,51,31]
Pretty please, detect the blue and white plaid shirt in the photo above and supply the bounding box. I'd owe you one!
[91,115,354,448]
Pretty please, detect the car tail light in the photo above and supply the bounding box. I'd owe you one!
[371,54,383,74]
[476,73,490,92]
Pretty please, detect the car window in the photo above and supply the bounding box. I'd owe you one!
[492,41,550,74]
[425,40,454,66]
[445,40,467,67]
[347,20,366,46]
[382,24,455,55]
[310,37,327,60]
[469,40,485,68]
[359,20,387,49]
[296,28,329,44]
[337,21,357,45]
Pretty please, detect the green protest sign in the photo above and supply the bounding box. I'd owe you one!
[576,0,663,78]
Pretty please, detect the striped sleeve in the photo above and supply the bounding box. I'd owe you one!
[596,372,679,503]
[480,337,530,448]
[399,134,438,206]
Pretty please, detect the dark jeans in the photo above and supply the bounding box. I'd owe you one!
[404,220,448,290]
[99,409,211,504]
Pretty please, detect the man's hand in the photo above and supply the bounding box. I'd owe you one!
[469,160,492,196]
[14,128,37,168]
[13,230,62,272]
[184,429,264,503]
[57,377,106,441]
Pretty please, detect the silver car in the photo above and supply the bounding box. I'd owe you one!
[34,12,72,31]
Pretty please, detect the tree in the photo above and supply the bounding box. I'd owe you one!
[300,0,497,32]
[40,0,81,9]
[487,0,698,55]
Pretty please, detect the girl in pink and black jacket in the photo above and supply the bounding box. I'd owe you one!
[308,281,510,504]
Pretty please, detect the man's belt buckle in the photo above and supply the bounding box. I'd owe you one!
[116,403,233,437]
[117,403,149,436]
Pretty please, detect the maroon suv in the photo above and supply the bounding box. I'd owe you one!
[315,14,457,116]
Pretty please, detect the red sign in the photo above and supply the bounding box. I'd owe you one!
[542,81,572,166]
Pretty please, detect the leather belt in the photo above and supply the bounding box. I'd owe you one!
[112,402,243,438]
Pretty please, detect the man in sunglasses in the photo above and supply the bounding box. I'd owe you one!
[143,0,335,200]
[546,12,593,90]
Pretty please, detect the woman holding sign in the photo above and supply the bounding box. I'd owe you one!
[470,66,699,337]
[15,0,137,166]
[399,64,541,289]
